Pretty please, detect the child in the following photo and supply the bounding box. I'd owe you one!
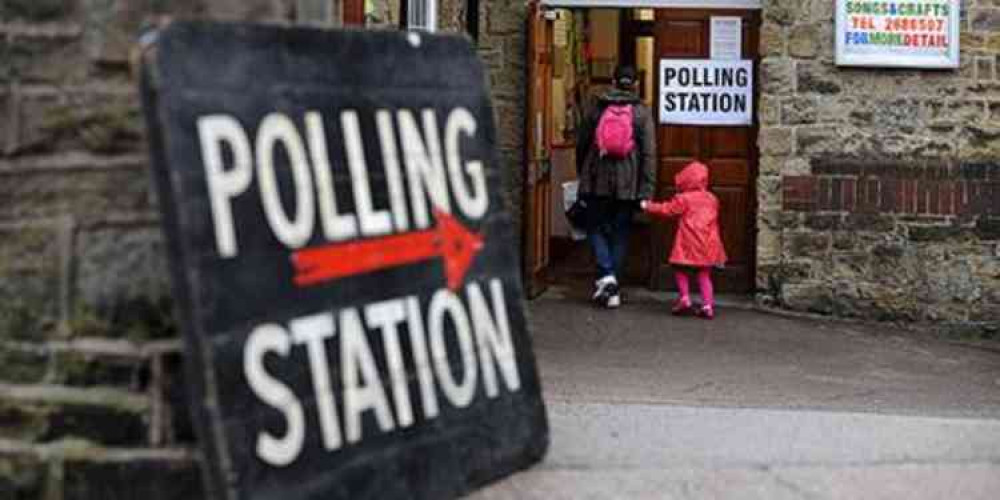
[641,161,727,319]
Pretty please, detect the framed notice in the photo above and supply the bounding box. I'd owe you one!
[140,22,548,500]
[836,0,960,69]
[710,16,742,60]
[659,59,753,126]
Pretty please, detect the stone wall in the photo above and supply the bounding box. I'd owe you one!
[0,1,525,498]
[756,0,1000,333]
[0,1,312,499]
[434,0,526,257]
[471,0,527,253]
[2,0,995,497]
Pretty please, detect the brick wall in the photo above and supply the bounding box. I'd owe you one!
[783,163,1000,217]
[757,0,1000,331]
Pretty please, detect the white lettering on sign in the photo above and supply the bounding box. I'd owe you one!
[243,278,522,467]
[256,113,315,249]
[429,288,478,408]
[289,313,341,451]
[305,112,359,242]
[398,109,452,229]
[196,108,489,258]
[197,116,253,258]
[468,280,520,396]
[406,294,439,419]
[376,110,411,233]
[445,108,489,220]
[243,323,305,466]
[364,299,415,428]
[342,111,394,238]
[340,308,396,444]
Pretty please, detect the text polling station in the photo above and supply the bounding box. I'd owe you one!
[658,59,753,126]
[140,22,547,500]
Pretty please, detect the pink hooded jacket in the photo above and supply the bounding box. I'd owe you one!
[643,162,727,267]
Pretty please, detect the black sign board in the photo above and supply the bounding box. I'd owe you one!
[139,22,548,500]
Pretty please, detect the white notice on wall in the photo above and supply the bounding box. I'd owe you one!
[659,59,753,126]
[710,17,742,60]
[553,13,568,48]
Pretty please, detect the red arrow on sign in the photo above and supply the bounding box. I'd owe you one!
[291,210,485,290]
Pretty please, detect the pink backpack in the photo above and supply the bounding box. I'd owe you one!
[595,104,635,158]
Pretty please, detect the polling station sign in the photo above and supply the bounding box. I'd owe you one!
[836,0,960,68]
[659,59,753,126]
[139,22,548,500]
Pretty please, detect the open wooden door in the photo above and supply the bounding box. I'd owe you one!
[651,9,759,293]
[524,2,554,298]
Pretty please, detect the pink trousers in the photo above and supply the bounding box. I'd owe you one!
[674,268,714,307]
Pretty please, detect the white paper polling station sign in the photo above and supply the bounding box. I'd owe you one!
[139,21,548,500]
[659,58,753,126]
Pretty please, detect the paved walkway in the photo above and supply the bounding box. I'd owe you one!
[472,287,1000,499]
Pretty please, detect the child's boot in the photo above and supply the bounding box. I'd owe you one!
[671,296,693,315]
[695,304,715,320]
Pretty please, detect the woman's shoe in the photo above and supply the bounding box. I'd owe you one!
[671,298,693,315]
[605,283,621,309]
[593,276,618,307]
[695,305,715,320]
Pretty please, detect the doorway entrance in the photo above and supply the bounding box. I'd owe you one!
[524,1,760,297]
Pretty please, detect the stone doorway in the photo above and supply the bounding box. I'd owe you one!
[525,2,761,294]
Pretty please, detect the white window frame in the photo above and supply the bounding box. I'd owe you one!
[407,0,438,32]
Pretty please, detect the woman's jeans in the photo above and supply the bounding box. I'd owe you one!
[585,198,635,280]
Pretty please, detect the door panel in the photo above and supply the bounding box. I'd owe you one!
[656,20,705,56]
[524,2,553,298]
[343,0,365,25]
[660,126,701,159]
[657,160,694,187]
[706,159,750,185]
[709,127,751,157]
[657,161,748,193]
[715,187,749,291]
[716,187,748,257]
[651,9,759,293]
